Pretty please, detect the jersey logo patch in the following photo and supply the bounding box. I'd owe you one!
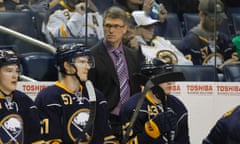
[0,114,23,143]
[156,50,178,64]
[68,108,90,141]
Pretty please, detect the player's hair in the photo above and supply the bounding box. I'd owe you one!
[103,6,129,25]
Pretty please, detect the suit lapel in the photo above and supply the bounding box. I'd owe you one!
[123,48,133,80]
[97,43,120,85]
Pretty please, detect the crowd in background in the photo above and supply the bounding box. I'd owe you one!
[0,0,240,68]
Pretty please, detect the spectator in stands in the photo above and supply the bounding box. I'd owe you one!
[151,0,179,14]
[122,19,139,50]
[122,2,168,50]
[128,10,193,65]
[203,105,240,143]
[232,35,240,58]
[0,0,29,11]
[24,0,52,43]
[144,1,169,38]
[0,49,41,143]
[88,6,142,141]
[45,0,98,19]
[43,0,102,44]
[29,0,51,19]
[120,58,190,144]
[115,0,168,38]
[35,43,119,143]
[177,0,238,70]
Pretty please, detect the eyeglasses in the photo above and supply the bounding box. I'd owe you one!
[103,24,125,30]
[73,56,95,68]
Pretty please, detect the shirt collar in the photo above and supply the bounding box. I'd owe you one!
[103,39,124,54]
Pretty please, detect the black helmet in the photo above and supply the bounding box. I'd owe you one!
[134,58,185,85]
[55,43,94,73]
[0,49,19,68]
[140,58,173,77]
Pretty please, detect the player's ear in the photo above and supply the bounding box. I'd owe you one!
[123,25,128,34]
[64,61,73,72]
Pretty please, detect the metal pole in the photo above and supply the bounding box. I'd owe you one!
[85,0,88,47]
[0,25,58,81]
[19,75,38,82]
[213,0,217,81]
[0,25,56,54]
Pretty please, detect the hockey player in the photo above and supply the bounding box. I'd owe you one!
[203,105,240,143]
[0,49,41,143]
[35,43,119,143]
[120,58,190,144]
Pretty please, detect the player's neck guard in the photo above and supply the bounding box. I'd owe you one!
[55,81,83,94]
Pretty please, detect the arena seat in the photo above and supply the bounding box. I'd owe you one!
[227,7,240,16]
[222,64,240,81]
[182,13,199,33]
[20,52,58,81]
[231,13,240,34]
[0,45,17,50]
[173,65,219,81]
[0,10,49,54]
[165,13,184,40]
